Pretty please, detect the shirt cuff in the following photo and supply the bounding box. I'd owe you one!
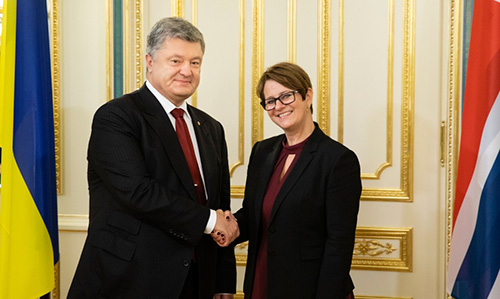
[204,209,216,234]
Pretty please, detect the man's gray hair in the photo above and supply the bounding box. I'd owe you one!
[146,17,205,57]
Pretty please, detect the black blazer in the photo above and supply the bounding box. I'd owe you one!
[235,124,361,299]
[68,84,236,299]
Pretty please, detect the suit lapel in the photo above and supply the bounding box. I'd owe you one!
[137,84,197,201]
[269,127,322,224]
[187,105,217,206]
[254,137,283,226]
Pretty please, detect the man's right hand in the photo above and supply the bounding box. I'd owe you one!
[211,210,239,247]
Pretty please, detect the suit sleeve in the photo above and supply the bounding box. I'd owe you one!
[88,103,210,245]
[316,149,361,298]
[214,122,237,293]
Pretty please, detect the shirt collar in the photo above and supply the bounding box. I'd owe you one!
[146,80,191,120]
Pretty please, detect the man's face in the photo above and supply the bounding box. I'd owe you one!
[146,37,203,106]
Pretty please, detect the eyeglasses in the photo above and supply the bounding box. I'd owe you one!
[260,90,298,111]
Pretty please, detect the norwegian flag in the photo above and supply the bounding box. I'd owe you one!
[447,0,500,298]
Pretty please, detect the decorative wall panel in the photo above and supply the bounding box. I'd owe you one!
[352,227,413,271]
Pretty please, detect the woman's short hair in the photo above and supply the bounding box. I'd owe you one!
[256,62,313,112]
[146,17,205,58]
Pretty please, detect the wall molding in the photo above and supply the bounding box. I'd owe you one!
[352,227,413,272]
[58,214,88,232]
[50,0,62,194]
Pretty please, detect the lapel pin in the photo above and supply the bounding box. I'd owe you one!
[197,121,201,126]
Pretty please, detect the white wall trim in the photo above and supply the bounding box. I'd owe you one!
[58,214,89,232]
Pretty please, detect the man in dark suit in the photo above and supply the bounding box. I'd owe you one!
[68,17,238,299]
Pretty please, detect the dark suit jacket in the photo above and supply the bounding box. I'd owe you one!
[235,124,361,299]
[68,84,236,299]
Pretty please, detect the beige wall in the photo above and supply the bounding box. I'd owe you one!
[56,0,107,296]
[55,0,459,298]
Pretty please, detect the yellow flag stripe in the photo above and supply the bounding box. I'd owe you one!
[0,0,55,297]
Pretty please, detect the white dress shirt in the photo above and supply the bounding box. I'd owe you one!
[146,81,216,234]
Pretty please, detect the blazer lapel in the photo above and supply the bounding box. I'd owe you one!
[269,127,322,224]
[137,84,197,201]
[254,137,283,226]
[187,105,217,206]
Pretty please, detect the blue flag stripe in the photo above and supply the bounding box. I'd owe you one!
[13,0,59,263]
[453,151,500,299]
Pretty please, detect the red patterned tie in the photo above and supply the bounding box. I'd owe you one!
[171,108,207,206]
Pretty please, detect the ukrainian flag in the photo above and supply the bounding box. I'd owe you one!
[0,0,60,298]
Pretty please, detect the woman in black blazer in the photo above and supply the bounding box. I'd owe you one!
[218,62,361,298]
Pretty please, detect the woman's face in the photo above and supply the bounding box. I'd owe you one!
[263,80,312,133]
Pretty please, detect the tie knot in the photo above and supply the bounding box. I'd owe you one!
[171,108,185,119]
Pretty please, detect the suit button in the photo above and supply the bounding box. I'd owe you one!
[269,227,276,233]
[183,260,190,267]
[268,250,276,257]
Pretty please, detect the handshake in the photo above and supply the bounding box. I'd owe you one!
[210,209,239,247]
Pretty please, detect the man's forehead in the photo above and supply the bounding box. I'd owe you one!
[162,37,203,50]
